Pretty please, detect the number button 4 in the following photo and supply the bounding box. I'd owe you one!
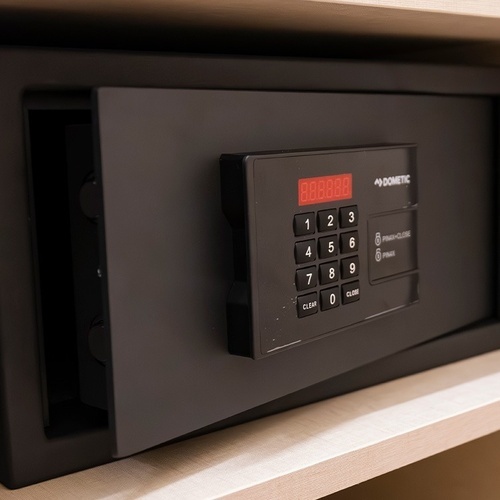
[295,239,317,264]
[296,266,318,291]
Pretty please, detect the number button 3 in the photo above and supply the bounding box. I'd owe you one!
[339,206,358,228]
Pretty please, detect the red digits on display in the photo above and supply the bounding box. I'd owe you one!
[298,174,352,206]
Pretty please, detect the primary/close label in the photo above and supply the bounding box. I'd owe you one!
[368,210,417,281]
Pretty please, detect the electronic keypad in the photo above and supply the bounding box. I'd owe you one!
[222,145,418,358]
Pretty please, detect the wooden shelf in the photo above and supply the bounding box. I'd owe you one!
[3,349,500,498]
[4,0,500,63]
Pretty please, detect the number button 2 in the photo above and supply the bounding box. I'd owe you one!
[317,209,337,232]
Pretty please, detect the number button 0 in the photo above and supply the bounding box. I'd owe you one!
[339,205,358,228]
[320,287,340,311]
[319,261,339,285]
[294,213,315,237]
[341,256,359,279]
[340,231,359,254]
[296,266,318,291]
[295,240,317,264]
[318,235,338,259]
[317,209,337,232]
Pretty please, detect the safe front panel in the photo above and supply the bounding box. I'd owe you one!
[94,88,493,457]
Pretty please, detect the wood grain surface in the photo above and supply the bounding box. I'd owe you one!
[2,349,500,499]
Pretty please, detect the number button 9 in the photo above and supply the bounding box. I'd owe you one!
[341,256,360,279]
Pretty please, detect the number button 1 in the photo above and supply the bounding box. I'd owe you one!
[317,209,337,232]
[294,213,315,236]
[295,240,317,264]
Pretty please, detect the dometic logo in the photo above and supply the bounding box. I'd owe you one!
[374,174,411,188]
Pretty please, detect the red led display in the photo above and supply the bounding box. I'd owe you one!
[298,173,352,206]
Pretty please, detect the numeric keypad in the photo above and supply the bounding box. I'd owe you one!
[294,204,360,317]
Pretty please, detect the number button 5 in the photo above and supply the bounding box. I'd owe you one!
[318,235,338,259]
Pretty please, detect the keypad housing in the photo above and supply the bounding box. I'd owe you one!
[222,145,418,358]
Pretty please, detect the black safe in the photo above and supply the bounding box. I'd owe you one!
[1,47,500,488]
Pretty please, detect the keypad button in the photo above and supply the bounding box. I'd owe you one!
[295,240,316,264]
[340,231,359,254]
[341,256,360,279]
[320,287,340,310]
[318,235,338,259]
[297,292,318,318]
[296,266,318,291]
[339,205,359,228]
[317,209,337,232]
[294,213,315,237]
[342,281,360,304]
[319,261,339,285]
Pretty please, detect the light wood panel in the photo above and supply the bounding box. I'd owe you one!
[2,349,500,499]
[2,0,500,41]
[329,430,500,500]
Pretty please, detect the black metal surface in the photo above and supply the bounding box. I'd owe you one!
[95,88,493,457]
[0,47,498,487]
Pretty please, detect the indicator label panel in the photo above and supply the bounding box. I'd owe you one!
[369,211,418,282]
